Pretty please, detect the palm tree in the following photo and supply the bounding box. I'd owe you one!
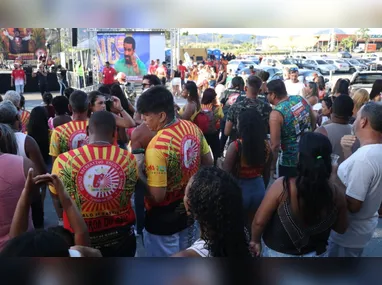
[356,28,370,53]
[251,35,256,51]
[218,34,224,49]
[341,36,354,52]
[182,31,189,46]
[195,34,199,47]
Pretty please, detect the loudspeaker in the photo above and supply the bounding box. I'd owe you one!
[68,59,73,71]
[72,28,78,47]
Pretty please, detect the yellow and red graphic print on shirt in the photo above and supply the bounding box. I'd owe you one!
[50,121,89,157]
[145,120,210,209]
[50,120,118,157]
[20,110,30,134]
[50,145,138,233]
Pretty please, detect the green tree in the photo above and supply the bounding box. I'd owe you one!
[341,36,354,51]
[218,34,223,49]
[251,35,257,51]
[165,30,171,40]
[181,31,189,46]
[356,28,370,53]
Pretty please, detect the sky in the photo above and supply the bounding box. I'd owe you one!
[182,28,382,36]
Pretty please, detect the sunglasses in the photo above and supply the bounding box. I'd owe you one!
[289,67,299,72]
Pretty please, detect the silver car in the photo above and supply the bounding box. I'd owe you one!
[324,59,350,72]
[343,59,368,73]
[301,59,337,75]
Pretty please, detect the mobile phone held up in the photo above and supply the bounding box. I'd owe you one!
[105,96,113,112]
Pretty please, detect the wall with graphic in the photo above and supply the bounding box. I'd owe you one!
[0,28,48,61]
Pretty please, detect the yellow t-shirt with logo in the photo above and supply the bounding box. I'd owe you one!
[49,120,89,157]
[50,144,138,247]
[145,119,210,209]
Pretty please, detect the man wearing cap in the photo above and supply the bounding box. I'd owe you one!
[249,65,256,76]
[102,61,117,89]
[11,62,26,96]
[284,68,305,96]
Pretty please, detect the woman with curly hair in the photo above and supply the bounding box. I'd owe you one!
[173,167,251,257]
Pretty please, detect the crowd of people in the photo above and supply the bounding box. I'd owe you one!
[0,57,381,258]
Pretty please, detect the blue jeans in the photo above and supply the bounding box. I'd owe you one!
[262,242,327,257]
[132,180,145,235]
[58,80,67,96]
[15,84,24,95]
[143,223,198,257]
[327,241,364,257]
[238,177,265,213]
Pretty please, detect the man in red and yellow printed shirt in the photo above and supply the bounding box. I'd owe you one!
[49,90,89,165]
[137,86,213,257]
[50,111,138,256]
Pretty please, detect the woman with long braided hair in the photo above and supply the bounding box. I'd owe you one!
[173,167,251,257]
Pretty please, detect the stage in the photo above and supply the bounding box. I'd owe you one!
[0,71,60,94]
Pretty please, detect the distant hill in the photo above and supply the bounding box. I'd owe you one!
[182,33,267,44]
[314,29,347,35]
[182,29,350,43]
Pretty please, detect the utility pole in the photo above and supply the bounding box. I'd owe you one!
[176,28,180,68]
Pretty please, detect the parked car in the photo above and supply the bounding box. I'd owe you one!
[343,59,368,73]
[337,51,352,58]
[260,57,298,69]
[301,59,336,75]
[297,69,328,85]
[245,56,260,64]
[238,66,282,81]
[353,47,364,53]
[289,58,305,68]
[227,60,258,74]
[323,59,350,72]
[349,71,382,94]
[357,58,373,67]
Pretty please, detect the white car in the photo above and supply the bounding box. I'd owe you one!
[226,60,257,74]
[324,59,350,72]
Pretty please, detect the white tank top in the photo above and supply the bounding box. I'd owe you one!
[187,239,210,257]
[15,132,27,159]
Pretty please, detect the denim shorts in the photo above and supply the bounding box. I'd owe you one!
[143,222,199,257]
[262,242,328,257]
[238,177,266,212]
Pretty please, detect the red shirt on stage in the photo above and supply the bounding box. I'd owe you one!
[11,69,25,83]
[102,67,117,85]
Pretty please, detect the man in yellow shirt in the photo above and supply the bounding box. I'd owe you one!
[50,111,138,256]
[136,85,213,257]
[49,90,89,165]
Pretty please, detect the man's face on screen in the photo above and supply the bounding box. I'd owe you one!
[124,43,134,65]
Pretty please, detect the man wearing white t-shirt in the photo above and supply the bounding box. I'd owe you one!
[328,102,382,257]
[284,68,305,96]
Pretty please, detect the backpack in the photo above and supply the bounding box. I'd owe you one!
[193,107,217,135]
